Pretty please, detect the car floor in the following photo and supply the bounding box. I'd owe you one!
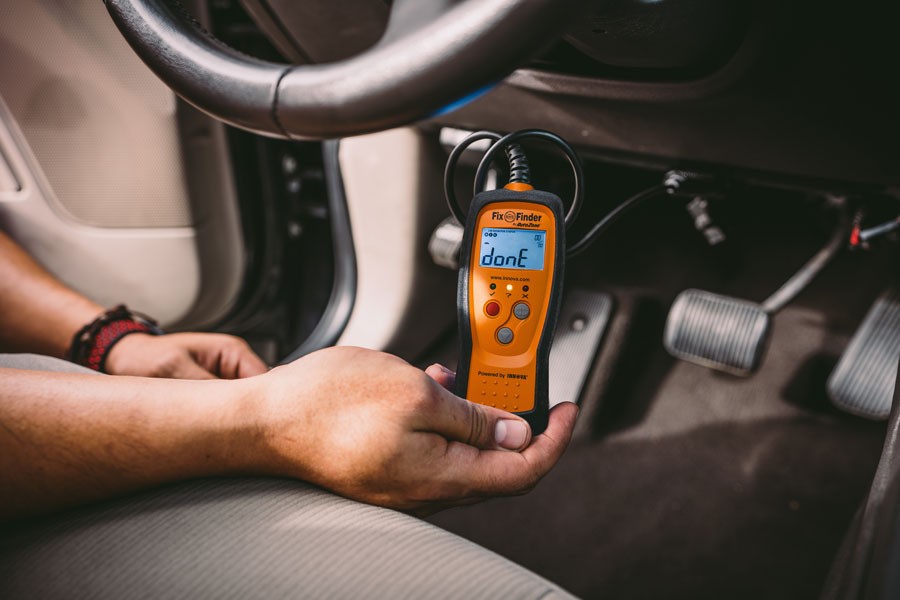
[420,185,896,599]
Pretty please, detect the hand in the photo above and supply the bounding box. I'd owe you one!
[105,332,268,379]
[246,346,578,513]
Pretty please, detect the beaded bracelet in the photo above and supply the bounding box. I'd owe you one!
[66,305,164,373]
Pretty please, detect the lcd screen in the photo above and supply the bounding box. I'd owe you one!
[479,228,546,271]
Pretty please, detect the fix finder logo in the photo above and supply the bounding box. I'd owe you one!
[491,211,542,224]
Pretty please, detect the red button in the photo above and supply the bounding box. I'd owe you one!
[485,301,501,317]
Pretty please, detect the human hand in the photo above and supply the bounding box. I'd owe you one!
[105,332,268,379]
[246,346,578,513]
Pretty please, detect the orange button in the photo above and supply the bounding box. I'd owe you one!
[485,301,501,317]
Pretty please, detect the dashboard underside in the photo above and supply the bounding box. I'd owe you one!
[245,0,900,188]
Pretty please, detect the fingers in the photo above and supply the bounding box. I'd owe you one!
[174,333,268,379]
[439,402,578,496]
[234,348,268,378]
[170,357,218,380]
[518,401,578,477]
[424,364,455,391]
[420,380,532,451]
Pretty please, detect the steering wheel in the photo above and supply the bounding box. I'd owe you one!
[103,0,583,139]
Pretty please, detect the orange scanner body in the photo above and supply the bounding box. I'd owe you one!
[455,188,565,435]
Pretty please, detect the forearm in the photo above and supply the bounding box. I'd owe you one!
[0,369,258,520]
[0,347,579,520]
[0,231,102,356]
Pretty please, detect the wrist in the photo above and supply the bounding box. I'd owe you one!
[57,301,105,356]
[102,332,153,375]
[222,368,320,481]
[213,376,276,476]
[67,305,164,373]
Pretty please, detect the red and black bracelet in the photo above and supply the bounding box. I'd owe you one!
[66,305,164,373]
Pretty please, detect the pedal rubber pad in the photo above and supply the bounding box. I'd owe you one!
[828,287,900,420]
[664,289,771,376]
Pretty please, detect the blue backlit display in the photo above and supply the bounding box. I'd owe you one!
[479,228,546,271]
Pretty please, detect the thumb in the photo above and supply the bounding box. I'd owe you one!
[424,383,532,451]
[424,363,456,392]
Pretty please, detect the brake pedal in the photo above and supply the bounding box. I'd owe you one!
[828,287,900,420]
[664,289,771,376]
[664,197,849,376]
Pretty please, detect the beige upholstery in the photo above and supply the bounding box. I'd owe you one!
[0,354,577,600]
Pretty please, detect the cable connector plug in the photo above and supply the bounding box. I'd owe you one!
[663,170,724,198]
[859,217,900,244]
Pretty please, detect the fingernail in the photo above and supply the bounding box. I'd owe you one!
[434,364,455,375]
[495,419,529,450]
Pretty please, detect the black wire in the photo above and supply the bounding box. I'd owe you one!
[444,131,502,225]
[446,131,671,257]
[566,185,667,258]
[473,129,584,229]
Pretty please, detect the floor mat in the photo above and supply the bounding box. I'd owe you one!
[431,416,881,599]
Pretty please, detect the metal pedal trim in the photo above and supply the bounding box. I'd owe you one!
[549,290,614,406]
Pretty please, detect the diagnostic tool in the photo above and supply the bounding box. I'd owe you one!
[445,130,583,434]
[443,132,723,434]
[457,189,564,434]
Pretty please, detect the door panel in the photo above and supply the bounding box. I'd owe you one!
[0,97,199,325]
[0,0,245,328]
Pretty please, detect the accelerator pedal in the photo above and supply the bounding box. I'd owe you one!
[828,287,900,420]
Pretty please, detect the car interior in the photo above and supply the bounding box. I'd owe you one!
[1,0,899,598]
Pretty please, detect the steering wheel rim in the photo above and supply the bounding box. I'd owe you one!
[103,0,584,139]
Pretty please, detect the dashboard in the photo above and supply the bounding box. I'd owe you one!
[242,0,898,188]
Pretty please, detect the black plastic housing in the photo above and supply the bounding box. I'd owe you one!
[455,188,566,435]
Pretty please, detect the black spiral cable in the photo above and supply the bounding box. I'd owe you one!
[444,129,584,230]
[504,143,530,184]
[472,129,584,230]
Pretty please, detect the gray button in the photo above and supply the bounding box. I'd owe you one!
[513,302,530,320]
[497,327,514,345]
